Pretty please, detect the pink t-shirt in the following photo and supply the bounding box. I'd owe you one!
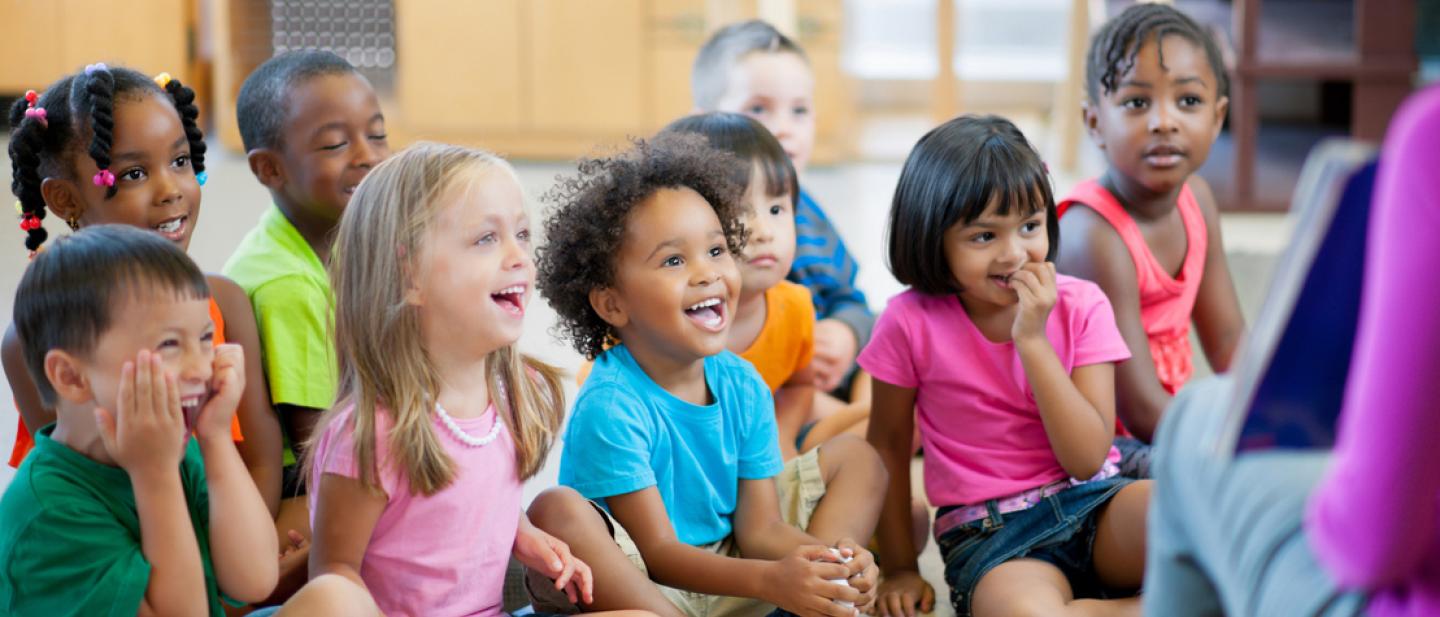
[310,403,519,617]
[858,274,1131,507]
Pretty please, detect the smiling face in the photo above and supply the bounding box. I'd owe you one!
[597,187,742,365]
[943,196,1050,312]
[736,167,796,300]
[713,51,816,173]
[1087,34,1228,196]
[410,167,535,359]
[81,288,216,428]
[64,93,201,250]
[272,72,390,229]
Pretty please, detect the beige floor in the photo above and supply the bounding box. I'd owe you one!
[0,117,1291,614]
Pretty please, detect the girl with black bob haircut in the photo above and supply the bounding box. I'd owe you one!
[864,114,1149,617]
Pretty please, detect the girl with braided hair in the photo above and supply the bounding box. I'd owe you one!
[1054,3,1246,477]
[2,64,287,536]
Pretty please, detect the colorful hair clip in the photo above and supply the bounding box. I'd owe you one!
[153,72,172,88]
[22,90,47,128]
[92,169,115,187]
[19,213,41,232]
[84,62,108,76]
[195,170,208,187]
[14,201,24,215]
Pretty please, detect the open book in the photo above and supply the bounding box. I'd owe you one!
[1219,140,1378,453]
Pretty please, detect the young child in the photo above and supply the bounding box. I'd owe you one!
[224,49,391,535]
[658,112,817,460]
[2,64,285,519]
[527,132,886,617]
[692,20,874,408]
[305,142,625,617]
[1056,4,1245,451]
[865,116,1150,617]
[0,225,279,615]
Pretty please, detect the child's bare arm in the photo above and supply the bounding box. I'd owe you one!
[3,324,53,437]
[199,345,279,603]
[99,352,207,616]
[607,486,857,614]
[1057,208,1171,441]
[733,476,824,558]
[867,379,934,617]
[209,275,285,518]
[1012,263,1115,479]
[279,404,326,454]
[309,472,386,589]
[775,364,818,460]
[1187,177,1246,373]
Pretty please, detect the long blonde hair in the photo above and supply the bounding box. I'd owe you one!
[304,142,564,496]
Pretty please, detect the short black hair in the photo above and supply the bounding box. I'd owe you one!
[1086,3,1229,102]
[660,112,798,210]
[692,20,808,110]
[537,133,748,360]
[14,225,210,405]
[887,114,1057,296]
[236,50,359,152]
[8,64,207,253]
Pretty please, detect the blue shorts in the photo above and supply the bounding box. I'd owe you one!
[937,475,1134,617]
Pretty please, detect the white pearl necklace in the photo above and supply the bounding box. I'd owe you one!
[434,402,504,447]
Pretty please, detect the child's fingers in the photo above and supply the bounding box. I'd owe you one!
[165,371,183,427]
[132,351,153,420]
[551,555,578,603]
[573,558,595,605]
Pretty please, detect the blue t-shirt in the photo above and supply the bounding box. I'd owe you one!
[559,345,785,546]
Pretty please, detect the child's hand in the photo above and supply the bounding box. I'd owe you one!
[833,539,879,610]
[194,344,245,442]
[764,545,862,617]
[813,319,859,392]
[1009,262,1058,343]
[95,350,187,477]
[872,570,934,617]
[278,529,310,570]
[513,521,593,606]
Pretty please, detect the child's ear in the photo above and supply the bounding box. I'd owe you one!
[588,288,629,329]
[40,177,84,225]
[247,149,286,191]
[44,349,92,405]
[1212,95,1231,140]
[1082,101,1105,150]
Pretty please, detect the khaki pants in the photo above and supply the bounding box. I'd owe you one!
[527,449,826,617]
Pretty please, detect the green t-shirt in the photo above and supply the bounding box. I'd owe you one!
[0,426,227,616]
[224,206,337,464]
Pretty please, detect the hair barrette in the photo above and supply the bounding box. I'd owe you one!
[195,170,208,187]
[22,90,47,128]
[92,169,115,187]
[153,72,172,88]
[84,62,108,76]
[19,213,41,232]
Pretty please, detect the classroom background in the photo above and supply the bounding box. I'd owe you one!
[1,1,1436,613]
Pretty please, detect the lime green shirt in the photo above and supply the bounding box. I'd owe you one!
[225,206,337,405]
[0,426,227,616]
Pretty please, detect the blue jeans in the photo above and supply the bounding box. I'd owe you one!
[936,475,1133,616]
[1144,377,1367,616]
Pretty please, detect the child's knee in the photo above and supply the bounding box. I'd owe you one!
[527,486,601,536]
[283,574,379,616]
[818,433,887,487]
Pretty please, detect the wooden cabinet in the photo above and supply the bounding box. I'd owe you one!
[0,0,192,93]
[207,0,854,162]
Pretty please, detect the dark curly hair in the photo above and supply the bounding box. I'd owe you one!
[537,132,748,360]
[1085,3,1228,102]
[8,64,206,253]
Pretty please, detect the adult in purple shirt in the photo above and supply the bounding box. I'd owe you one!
[1144,84,1440,617]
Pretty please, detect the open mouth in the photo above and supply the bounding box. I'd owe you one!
[492,284,526,316]
[684,296,727,332]
[989,272,1017,290]
[154,216,188,242]
[180,393,206,433]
